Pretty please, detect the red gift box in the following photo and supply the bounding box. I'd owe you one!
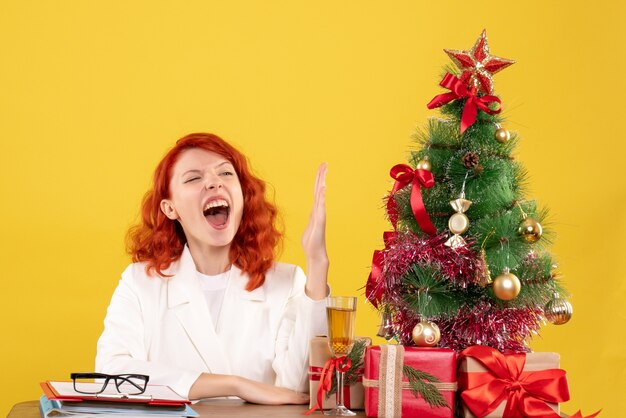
[363,345,457,418]
[308,336,370,410]
[458,345,570,418]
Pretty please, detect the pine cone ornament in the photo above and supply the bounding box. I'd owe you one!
[462,151,480,169]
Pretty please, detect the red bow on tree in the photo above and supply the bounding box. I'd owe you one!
[365,231,396,308]
[387,164,437,236]
[367,164,437,308]
[459,345,570,418]
[427,72,502,134]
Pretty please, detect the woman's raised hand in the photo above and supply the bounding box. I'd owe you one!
[301,163,329,300]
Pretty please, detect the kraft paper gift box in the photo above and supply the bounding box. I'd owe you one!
[308,336,370,410]
[363,345,457,418]
[458,345,570,418]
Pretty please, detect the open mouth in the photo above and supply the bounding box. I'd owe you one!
[203,198,230,229]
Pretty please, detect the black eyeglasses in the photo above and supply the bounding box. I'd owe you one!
[70,373,150,395]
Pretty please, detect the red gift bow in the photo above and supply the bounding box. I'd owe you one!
[309,366,364,410]
[459,345,570,418]
[387,164,437,236]
[427,72,502,134]
[304,356,352,415]
[365,231,396,308]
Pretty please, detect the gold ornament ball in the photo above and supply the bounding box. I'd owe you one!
[495,128,511,143]
[493,271,521,301]
[518,218,543,243]
[416,159,432,171]
[545,296,573,325]
[412,320,441,347]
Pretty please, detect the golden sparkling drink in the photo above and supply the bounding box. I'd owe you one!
[327,307,356,356]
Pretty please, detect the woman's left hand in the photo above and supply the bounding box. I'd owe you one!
[301,163,329,300]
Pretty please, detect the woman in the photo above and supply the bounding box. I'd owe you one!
[95,133,329,404]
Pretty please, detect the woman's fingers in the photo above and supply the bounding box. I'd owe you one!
[284,390,310,405]
[238,378,310,405]
[312,163,327,220]
[313,162,322,197]
[308,164,327,238]
[317,163,327,213]
[301,163,330,300]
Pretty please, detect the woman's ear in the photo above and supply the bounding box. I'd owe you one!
[160,199,179,220]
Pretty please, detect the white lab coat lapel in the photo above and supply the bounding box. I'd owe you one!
[166,247,232,375]
[222,265,266,304]
[216,264,265,331]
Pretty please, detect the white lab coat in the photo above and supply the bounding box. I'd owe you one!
[95,246,327,398]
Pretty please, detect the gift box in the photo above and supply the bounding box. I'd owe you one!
[458,345,571,418]
[363,345,457,418]
[308,336,371,410]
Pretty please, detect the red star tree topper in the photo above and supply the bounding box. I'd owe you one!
[444,30,515,94]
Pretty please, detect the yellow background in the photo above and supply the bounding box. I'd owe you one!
[1,1,623,416]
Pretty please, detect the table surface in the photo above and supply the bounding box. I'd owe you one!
[8,399,367,418]
[8,400,575,417]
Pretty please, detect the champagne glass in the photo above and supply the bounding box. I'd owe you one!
[325,296,357,416]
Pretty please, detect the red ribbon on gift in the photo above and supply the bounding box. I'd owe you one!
[304,356,352,415]
[365,231,396,308]
[309,366,364,381]
[459,345,570,418]
[387,164,437,236]
[309,366,364,409]
[427,72,502,134]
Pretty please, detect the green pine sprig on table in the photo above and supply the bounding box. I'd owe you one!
[327,339,367,398]
[402,365,450,409]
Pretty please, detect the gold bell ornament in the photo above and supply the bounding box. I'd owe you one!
[492,268,521,301]
[445,191,472,249]
[544,292,573,325]
[476,248,493,287]
[494,123,511,143]
[412,320,441,347]
[376,310,396,340]
[476,230,496,286]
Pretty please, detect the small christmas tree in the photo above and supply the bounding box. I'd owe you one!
[366,30,573,353]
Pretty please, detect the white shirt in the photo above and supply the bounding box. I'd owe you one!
[197,270,229,329]
[95,246,327,398]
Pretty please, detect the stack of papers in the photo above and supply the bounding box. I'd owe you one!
[39,381,198,417]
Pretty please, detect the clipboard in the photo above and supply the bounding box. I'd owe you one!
[40,381,191,407]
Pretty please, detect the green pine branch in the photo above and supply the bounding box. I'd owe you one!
[496,251,567,309]
[402,365,450,409]
[395,115,529,235]
[400,264,462,317]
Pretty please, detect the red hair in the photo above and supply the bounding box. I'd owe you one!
[126,133,282,291]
